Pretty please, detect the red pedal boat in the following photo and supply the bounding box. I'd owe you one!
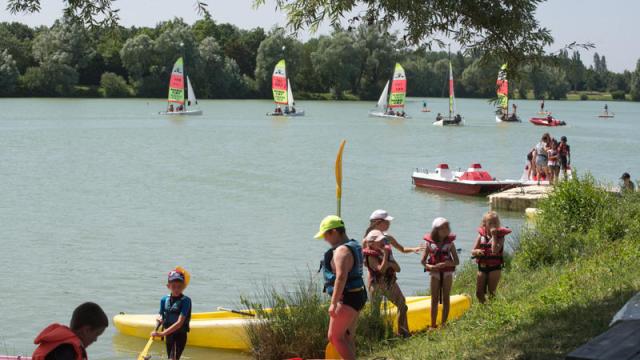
[529,117,566,127]
[412,163,522,195]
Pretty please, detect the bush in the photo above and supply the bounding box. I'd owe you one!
[99,72,131,97]
[611,90,626,100]
[516,174,640,269]
[241,277,392,360]
[580,93,588,101]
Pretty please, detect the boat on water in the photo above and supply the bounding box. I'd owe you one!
[412,163,521,195]
[369,63,410,119]
[114,295,471,351]
[529,116,566,127]
[495,64,521,123]
[267,59,304,117]
[158,57,202,116]
[598,113,615,118]
[433,56,463,126]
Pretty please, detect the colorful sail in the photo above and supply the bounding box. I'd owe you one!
[448,60,456,115]
[388,63,406,108]
[168,57,185,104]
[272,60,288,105]
[496,64,508,109]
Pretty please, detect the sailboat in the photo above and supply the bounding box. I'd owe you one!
[369,63,410,119]
[433,57,462,126]
[159,57,202,116]
[495,64,520,123]
[267,59,304,117]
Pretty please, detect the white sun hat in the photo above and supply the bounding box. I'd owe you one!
[369,209,394,221]
[432,217,449,230]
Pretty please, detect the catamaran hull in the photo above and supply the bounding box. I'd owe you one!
[412,174,520,195]
[368,111,410,119]
[433,119,463,126]
[159,109,203,116]
[267,110,306,117]
[496,115,521,123]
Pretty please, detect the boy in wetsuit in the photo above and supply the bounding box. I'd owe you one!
[32,302,108,360]
[152,269,192,360]
[316,215,367,360]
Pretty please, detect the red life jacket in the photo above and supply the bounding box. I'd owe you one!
[423,234,456,272]
[32,324,85,360]
[363,247,396,284]
[475,227,511,267]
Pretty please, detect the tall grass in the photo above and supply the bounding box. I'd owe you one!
[240,276,393,359]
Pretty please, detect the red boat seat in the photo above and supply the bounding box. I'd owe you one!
[459,171,493,181]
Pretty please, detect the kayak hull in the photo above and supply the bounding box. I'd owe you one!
[114,295,471,351]
[412,173,520,195]
[529,117,565,126]
[496,115,521,123]
[159,109,203,116]
[433,118,463,126]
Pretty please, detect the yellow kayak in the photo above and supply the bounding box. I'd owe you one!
[114,295,472,351]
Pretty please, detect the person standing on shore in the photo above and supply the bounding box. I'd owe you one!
[534,133,551,183]
[422,217,459,329]
[558,136,571,180]
[472,211,511,303]
[547,139,560,184]
[317,215,367,360]
[32,302,108,360]
[621,172,635,192]
[362,210,419,337]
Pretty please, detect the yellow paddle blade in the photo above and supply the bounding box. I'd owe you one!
[335,140,346,217]
[137,336,156,360]
[325,342,342,360]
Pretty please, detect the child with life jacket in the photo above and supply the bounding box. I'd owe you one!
[32,302,108,360]
[152,267,192,360]
[362,210,421,337]
[421,217,459,328]
[471,211,511,303]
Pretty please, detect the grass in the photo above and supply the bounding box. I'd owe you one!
[369,175,640,359]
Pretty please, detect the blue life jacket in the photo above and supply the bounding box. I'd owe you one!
[160,295,191,333]
[322,239,365,295]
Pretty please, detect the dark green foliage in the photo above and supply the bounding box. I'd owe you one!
[0,49,20,95]
[99,72,130,97]
[580,93,588,101]
[611,90,625,100]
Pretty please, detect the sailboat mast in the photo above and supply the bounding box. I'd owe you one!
[180,42,188,108]
[448,44,452,120]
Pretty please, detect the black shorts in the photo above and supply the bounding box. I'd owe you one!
[166,332,187,360]
[341,288,368,312]
[559,155,568,170]
[478,264,503,274]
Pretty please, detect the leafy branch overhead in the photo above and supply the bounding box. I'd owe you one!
[6,0,211,28]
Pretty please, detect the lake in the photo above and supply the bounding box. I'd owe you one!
[1,97,638,359]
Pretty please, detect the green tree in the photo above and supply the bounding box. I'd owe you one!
[31,21,95,70]
[354,25,396,100]
[120,34,155,78]
[311,31,363,98]
[100,72,130,97]
[0,49,20,95]
[20,61,78,96]
[460,58,497,98]
[0,22,35,73]
[254,28,303,97]
[631,59,640,101]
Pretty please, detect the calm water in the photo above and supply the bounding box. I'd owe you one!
[1,97,638,359]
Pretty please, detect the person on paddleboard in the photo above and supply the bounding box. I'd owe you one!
[152,268,192,360]
[604,103,609,115]
[362,210,421,337]
[540,99,545,112]
[32,302,108,360]
[316,215,367,360]
[472,211,510,303]
[421,217,459,329]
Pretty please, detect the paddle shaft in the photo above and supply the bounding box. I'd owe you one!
[137,323,161,360]
[217,307,255,317]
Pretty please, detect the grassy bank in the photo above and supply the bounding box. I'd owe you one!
[371,176,640,359]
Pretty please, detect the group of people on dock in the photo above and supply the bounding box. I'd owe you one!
[318,209,510,360]
[526,132,571,184]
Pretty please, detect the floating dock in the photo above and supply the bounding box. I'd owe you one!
[488,185,552,212]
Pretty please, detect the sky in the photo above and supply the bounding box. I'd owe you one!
[1,0,639,72]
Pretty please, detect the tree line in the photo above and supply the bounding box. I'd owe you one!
[1,16,640,101]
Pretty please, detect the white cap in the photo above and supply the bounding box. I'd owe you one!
[369,209,394,221]
[432,217,449,230]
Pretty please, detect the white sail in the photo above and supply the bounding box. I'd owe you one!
[187,76,197,106]
[377,80,390,110]
[287,78,295,107]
